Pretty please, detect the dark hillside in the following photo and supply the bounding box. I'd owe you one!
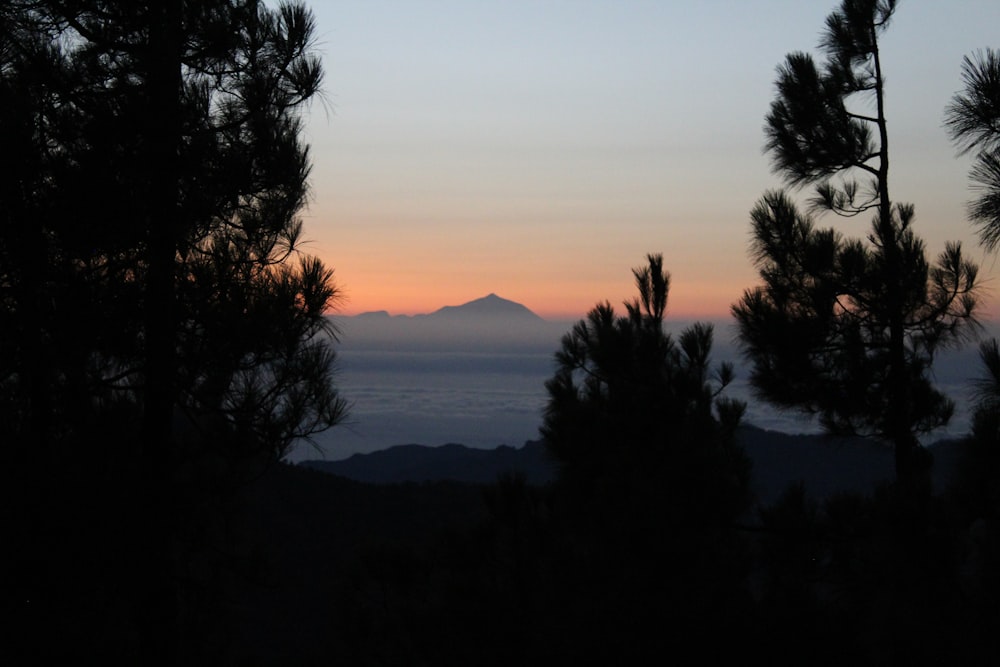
[211,428,988,664]
[297,427,963,504]
[301,441,555,485]
[229,462,489,663]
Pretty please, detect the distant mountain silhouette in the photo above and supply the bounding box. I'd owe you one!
[301,440,555,485]
[338,294,565,353]
[300,426,963,503]
[419,293,544,322]
[352,309,392,320]
[354,294,544,322]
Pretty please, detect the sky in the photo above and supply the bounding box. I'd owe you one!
[298,0,1000,320]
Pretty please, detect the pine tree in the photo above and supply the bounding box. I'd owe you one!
[543,254,749,521]
[1,2,345,661]
[540,255,751,656]
[732,0,979,481]
[946,48,1000,250]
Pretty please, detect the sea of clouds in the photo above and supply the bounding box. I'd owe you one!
[289,317,987,463]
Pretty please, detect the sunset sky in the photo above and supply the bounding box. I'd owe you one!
[300,0,1000,320]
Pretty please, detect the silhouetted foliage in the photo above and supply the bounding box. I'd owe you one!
[950,342,1000,575]
[1,1,344,662]
[543,254,749,515]
[750,479,976,665]
[947,48,1000,251]
[145,446,998,666]
[733,0,979,482]
[945,50,1000,629]
[1,0,344,459]
[536,254,754,659]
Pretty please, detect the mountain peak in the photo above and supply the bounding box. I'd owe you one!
[428,294,543,321]
[337,294,561,352]
[353,309,392,319]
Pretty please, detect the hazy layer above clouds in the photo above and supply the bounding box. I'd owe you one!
[295,295,989,462]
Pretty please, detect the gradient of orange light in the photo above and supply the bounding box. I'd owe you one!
[300,0,1000,329]
[312,224,757,321]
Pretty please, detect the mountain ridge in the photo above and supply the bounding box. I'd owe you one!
[337,293,562,352]
[302,440,555,486]
[299,425,965,504]
[353,293,544,322]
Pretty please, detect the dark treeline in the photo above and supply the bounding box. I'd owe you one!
[2,2,345,664]
[5,0,1000,664]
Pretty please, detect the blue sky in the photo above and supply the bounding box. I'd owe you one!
[299,0,1000,318]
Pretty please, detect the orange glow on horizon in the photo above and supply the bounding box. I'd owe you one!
[330,268,747,322]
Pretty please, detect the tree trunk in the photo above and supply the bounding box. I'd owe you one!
[138,1,182,663]
[870,24,920,486]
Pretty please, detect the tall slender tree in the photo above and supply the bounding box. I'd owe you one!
[732,0,979,481]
